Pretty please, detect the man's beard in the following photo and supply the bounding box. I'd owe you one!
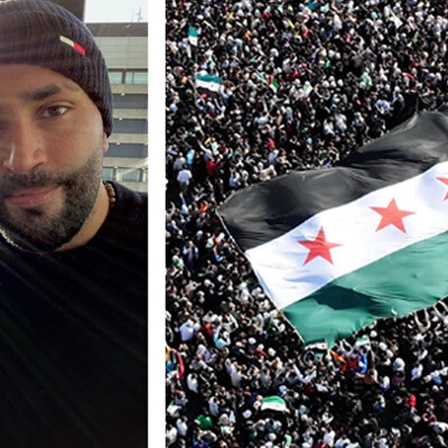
[0,151,103,253]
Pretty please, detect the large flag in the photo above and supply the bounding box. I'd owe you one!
[218,110,448,347]
[195,74,222,97]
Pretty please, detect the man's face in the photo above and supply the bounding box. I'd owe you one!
[0,64,108,252]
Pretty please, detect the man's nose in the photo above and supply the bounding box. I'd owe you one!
[0,121,48,174]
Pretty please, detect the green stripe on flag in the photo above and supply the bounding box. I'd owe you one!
[284,230,448,347]
[196,74,221,84]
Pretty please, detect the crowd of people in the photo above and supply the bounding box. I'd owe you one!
[165,0,448,446]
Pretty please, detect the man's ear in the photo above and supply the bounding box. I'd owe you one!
[102,133,109,154]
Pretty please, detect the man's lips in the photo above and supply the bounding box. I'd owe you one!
[4,186,60,208]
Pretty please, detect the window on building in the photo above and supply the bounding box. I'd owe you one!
[112,94,147,109]
[116,168,142,183]
[105,143,148,158]
[102,167,115,181]
[125,71,148,84]
[112,119,148,134]
[108,70,123,84]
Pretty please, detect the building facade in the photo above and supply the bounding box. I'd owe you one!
[88,23,148,192]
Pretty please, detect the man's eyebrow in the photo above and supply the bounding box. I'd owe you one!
[22,83,80,103]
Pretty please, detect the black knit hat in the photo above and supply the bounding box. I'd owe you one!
[0,0,113,136]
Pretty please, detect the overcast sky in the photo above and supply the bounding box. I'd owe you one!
[84,0,148,22]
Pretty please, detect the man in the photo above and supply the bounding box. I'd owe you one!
[0,1,147,447]
[176,163,193,195]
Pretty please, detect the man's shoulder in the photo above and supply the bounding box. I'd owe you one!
[108,181,147,227]
[98,181,148,253]
[111,181,147,205]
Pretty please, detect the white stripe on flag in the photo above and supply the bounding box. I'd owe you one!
[245,161,448,309]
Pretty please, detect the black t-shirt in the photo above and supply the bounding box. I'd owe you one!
[0,182,147,448]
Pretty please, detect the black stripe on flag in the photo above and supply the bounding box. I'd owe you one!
[218,110,448,252]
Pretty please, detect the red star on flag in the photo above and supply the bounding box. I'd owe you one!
[298,227,342,265]
[437,177,448,200]
[370,198,415,233]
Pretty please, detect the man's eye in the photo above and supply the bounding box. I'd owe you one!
[41,106,70,118]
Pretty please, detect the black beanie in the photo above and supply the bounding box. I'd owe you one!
[0,0,113,136]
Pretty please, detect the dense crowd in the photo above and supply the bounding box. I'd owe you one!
[165,0,448,446]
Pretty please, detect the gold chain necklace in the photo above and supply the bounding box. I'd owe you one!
[0,181,116,252]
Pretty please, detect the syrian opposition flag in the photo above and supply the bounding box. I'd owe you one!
[218,110,448,347]
[195,74,222,97]
[188,26,198,46]
[260,396,289,413]
[269,79,280,93]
